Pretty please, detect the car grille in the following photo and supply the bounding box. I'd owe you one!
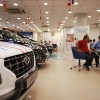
[4,51,34,78]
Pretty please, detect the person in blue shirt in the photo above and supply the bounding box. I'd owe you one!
[91,36,100,68]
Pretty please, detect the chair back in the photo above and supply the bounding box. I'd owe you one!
[71,46,85,59]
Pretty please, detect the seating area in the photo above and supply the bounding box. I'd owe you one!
[71,46,86,71]
[71,46,100,71]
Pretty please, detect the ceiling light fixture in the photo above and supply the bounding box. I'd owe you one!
[0,4,3,6]
[22,21,25,24]
[46,17,49,19]
[16,26,19,28]
[6,22,10,24]
[65,17,68,19]
[14,3,18,6]
[68,10,72,13]
[17,18,20,20]
[30,21,33,23]
[98,20,100,22]
[97,10,100,12]
[88,16,92,18]
[74,2,78,5]
[44,3,48,5]
[27,16,30,19]
[63,21,65,23]
[45,12,48,14]
[12,24,15,26]
[61,24,63,26]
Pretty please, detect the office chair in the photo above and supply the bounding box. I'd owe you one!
[71,46,86,71]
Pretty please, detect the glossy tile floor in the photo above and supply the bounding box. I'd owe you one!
[24,52,100,100]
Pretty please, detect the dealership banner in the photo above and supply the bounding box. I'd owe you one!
[73,25,90,40]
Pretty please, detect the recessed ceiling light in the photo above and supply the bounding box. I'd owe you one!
[5,27,7,28]
[68,11,72,13]
[45,12,49,14]
[60,26,62,28]
[61,24,63,26]
[22,21,25,24]
[63,21,65,23]
[12,24,15,26]
[46,17,49,19]
[30,21,33,23]
[16,26,19,28]
[0,4,3,6]
[44,3,48,5]
[97,10,100,12]
[17,18,21,20]
[98,20,100,22]
[88,16,92,18]
[27,17,30,19]
[74,2,78,5]
[7,22,10,24]
[14,3,18,6]
[65,17,68,19]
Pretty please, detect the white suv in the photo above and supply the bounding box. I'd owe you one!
[0,41,38,100]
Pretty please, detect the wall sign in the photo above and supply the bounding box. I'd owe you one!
[73,25,90,39]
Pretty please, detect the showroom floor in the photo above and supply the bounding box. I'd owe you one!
[24,52,100,100]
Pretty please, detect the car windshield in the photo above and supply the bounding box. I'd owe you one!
[2,30,23,43]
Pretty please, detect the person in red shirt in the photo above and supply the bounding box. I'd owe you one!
[76,35,93,71]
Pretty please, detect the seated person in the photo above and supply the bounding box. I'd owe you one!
[91,36,100,68]
[76,35,93,71]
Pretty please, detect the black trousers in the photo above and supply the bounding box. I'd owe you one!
[92,52,100,67]
[84,53,93,67]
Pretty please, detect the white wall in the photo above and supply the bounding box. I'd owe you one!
[33,32,38,41]
[89,27,100,41]
[43,32,62,45]
[42,31,63,51]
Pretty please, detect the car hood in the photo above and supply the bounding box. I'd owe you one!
[0,42,32,58]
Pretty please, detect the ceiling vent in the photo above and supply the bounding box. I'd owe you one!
[6,8,25,14]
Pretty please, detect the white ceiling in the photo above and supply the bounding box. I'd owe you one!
[0,0,100,32]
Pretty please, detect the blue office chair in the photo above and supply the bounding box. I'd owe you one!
[71,46,86,71]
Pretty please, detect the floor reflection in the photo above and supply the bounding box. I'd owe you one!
[24,90,36,100]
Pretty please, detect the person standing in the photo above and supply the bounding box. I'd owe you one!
[91,36,100,69]
[76,35,93,71]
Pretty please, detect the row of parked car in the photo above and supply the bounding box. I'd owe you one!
[0,29,53,100]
